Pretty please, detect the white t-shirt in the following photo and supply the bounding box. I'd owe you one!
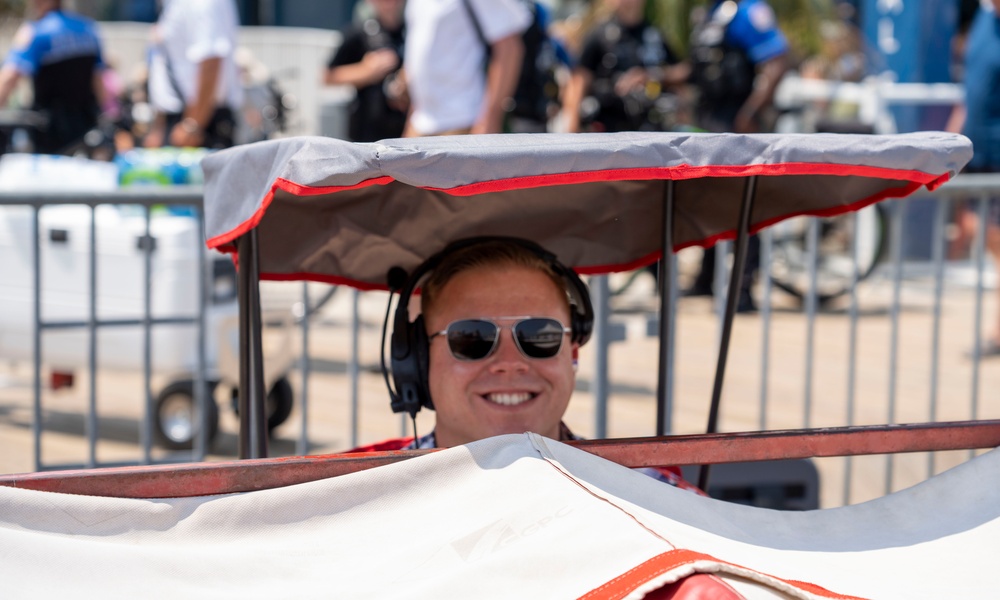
[404,0,531,135]
[148,0,243,114]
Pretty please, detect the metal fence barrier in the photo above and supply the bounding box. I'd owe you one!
[0,188,208,471]
[2,174,998,506]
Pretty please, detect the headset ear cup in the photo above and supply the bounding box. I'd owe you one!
[389,295,428,416]
[564,271,594,345]
[411,314,434,410]
[389,326,418,416]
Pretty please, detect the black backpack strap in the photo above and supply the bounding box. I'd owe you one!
[460,0,489,56]
[156,42,187,111]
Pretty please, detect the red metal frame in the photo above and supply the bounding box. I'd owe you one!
[2,420,996,499]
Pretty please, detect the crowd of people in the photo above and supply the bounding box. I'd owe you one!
[326,0,792,144]
[0,0,820,158]
[323,0,791,312]
[0,0,252,155]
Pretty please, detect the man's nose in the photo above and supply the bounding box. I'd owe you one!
[487,331,528,371]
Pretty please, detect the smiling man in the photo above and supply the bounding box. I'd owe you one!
[342,237,720,598]
[416,238,580,447]
[350,237,699,493]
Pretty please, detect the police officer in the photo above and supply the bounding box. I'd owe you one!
[689,0,788,134]
[686,0,789,310]
[0,0,105,154]
[325,0,408,142]
[562,0,685,133]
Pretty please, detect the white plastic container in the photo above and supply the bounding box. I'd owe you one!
[0,204,237,375]
[0,152,237,375]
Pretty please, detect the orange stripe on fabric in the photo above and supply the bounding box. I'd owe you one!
[578,549,868,600]
[204,176,394,250]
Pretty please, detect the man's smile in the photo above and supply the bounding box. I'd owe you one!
[482,391,537,406]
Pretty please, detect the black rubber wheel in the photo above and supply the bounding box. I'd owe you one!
[153,380,220,451]
[231,377,295,434]
[769,204,888,303]
[265,377,294,432]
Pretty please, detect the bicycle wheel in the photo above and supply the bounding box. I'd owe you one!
[769,204,887,302]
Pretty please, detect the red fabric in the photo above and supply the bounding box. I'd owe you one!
[579,549,867,600]
[342,438,414,453]
[645,574,745,600]
[649,466,706,496]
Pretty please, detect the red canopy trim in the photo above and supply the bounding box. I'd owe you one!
[422,162,946,197]
[204,164,952,287]
[579,548,866,600]
[277,175,395,197]
[676,178,929,257]
[205,176,394,251]
[206,182,278,252]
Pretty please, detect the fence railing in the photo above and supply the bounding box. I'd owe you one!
[1,174,998,506]
[0,188,210,471]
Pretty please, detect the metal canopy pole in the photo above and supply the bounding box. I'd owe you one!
[656,180,676,436]
[237,230,268,459]
[699,176,758,490]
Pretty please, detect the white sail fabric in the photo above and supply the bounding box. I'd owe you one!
[1,434,997,599]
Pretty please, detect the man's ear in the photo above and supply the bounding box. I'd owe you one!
[571,344,579,360]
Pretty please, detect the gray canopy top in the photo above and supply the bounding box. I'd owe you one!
[202,131,971,290]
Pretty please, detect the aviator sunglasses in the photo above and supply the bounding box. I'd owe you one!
[430,316,572,361]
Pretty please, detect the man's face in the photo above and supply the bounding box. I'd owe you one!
[424,264,577,447]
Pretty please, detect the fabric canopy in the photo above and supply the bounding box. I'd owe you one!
[201,131,970,290]
[1,434,996,598]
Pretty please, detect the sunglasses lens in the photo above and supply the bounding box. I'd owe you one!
[514,318,566,359]
[446,319,499,360]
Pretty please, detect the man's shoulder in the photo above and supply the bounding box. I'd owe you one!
[467,0,532,41]
[336,23,371,49]
[39,10,99,33]
[170,0,237,22]
[726,0,788,60]
[731,0,782,36]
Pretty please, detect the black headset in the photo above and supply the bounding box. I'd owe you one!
[386,237,594,418]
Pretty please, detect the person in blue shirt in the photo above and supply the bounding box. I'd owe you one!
[0,0,106,154]
[685,0,789,311]
[947,0,1000,356]
[689,0,789,133]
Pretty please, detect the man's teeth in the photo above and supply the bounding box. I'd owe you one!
[486,392,532,406]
